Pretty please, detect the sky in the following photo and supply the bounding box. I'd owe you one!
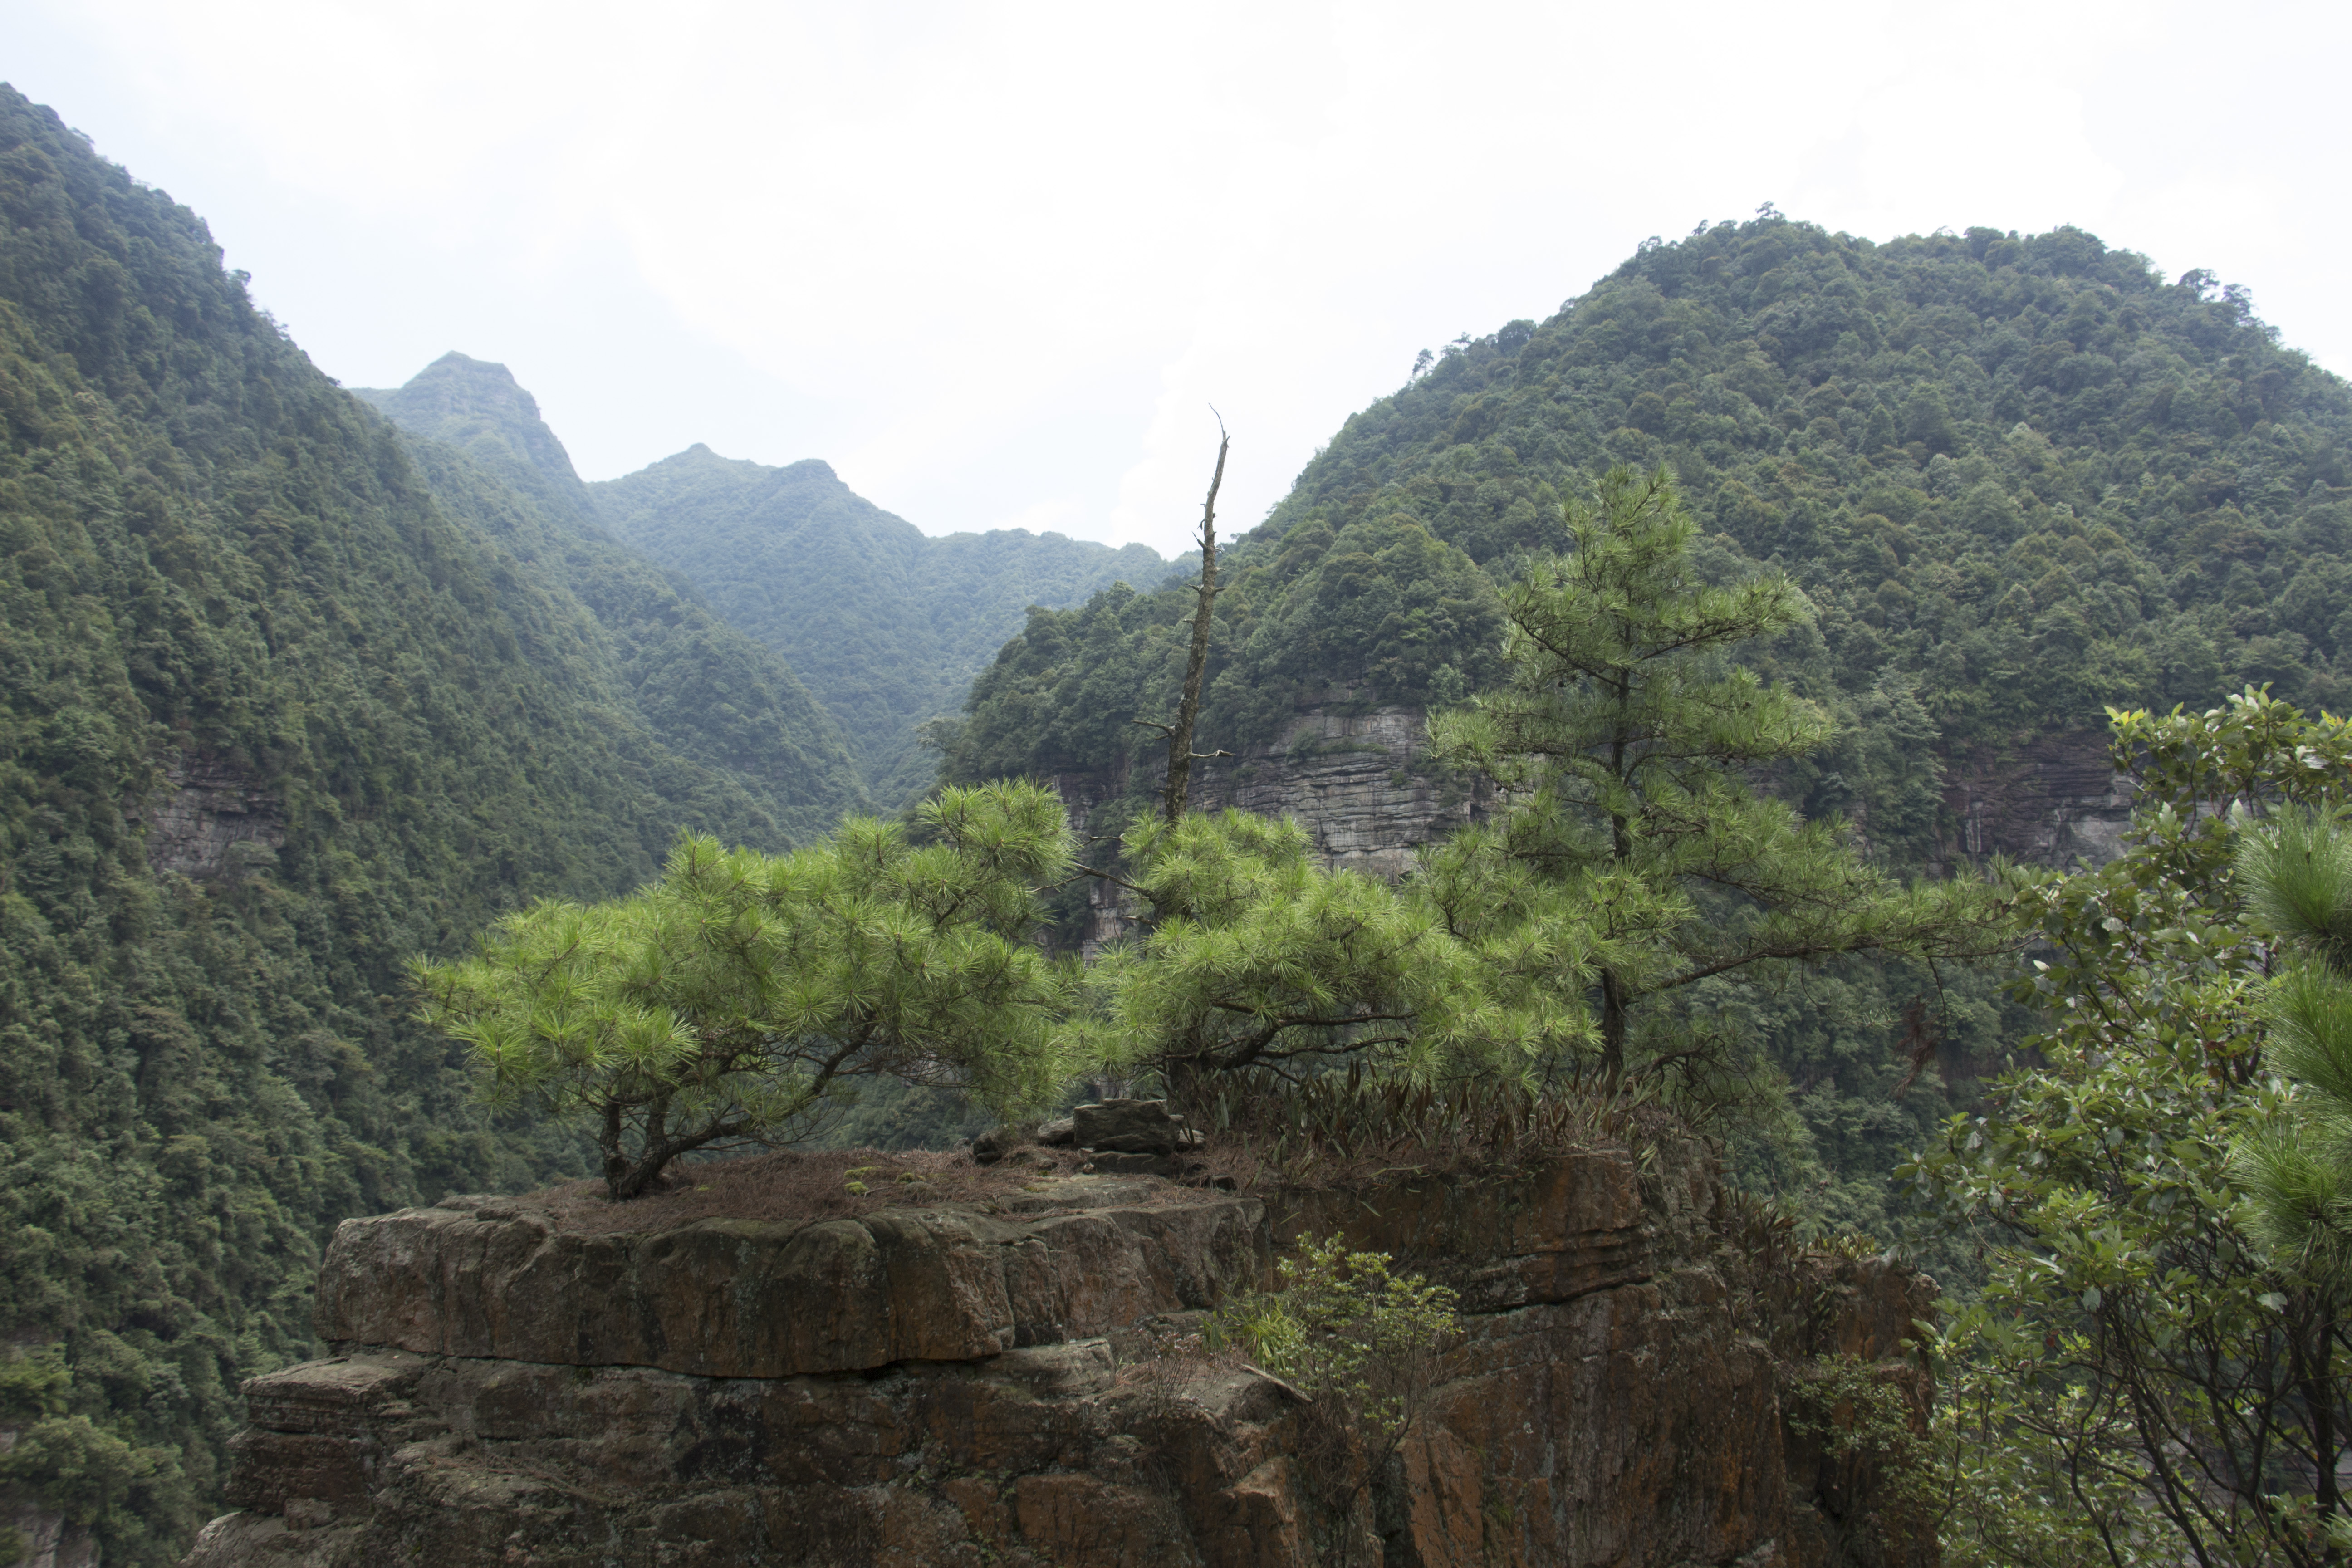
[5,0,2347,556]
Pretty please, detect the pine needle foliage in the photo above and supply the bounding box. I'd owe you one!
[1069,808,1592,1089]
[414,781,1081,1197]
[2235,809,2352,1292]
[1430,465,2011,1084]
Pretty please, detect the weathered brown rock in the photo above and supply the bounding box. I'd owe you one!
[191,1147,1936,1568]
[314,1177,1264,1376]
[973,1121,1060,1164]
[1269,1146,1666,1313]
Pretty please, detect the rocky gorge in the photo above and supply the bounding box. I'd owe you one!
[184,1121,1933,1567]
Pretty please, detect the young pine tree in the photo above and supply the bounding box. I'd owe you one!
[1428,464,2003,1087]
[413,781,1080,1198]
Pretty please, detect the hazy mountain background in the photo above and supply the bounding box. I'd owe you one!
[592,449,1169,804]
[353,353,1174,808]
[349,353,867,842]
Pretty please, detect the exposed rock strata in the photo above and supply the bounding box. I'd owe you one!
[1061,698,1489,955]
[189,1149,1933,1568]
[136,752,285,881]
[1931,729,2131,872]
[2,1495,97,1568]
[315,1180,1263,1377]
[1067,696,2129,951]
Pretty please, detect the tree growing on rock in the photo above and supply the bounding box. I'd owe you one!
[1209,1233,1462,1564]
[413,781,1081,1198]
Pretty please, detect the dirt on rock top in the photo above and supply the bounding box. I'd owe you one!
[492,1145,1215,1237]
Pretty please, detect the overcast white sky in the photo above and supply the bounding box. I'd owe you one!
[5,0,2346,555]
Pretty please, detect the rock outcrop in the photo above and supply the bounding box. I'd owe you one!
[2,1498,96,1568]
[188,1145,1933,1568]
[1060,697,1490,954]
[1931,729,2132,873]
[135,752,286,882]
[1065,695,2130,951]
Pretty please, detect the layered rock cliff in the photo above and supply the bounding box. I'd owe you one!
[186,1141,1932,1567]
[1067,693,2126,951]
[1930,729,2131,872]
[1060,697,1493,956]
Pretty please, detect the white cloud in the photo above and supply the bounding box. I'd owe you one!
[9,0,2348,554]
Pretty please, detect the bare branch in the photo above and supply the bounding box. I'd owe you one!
[1161,416,1229,823]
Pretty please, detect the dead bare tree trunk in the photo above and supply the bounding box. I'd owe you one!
[1135,420,1232,824]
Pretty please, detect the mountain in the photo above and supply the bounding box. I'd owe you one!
[0,85,860,1562]
[939,213,2352,1252]
[593,446,1170,804]
[351,353,865,842]
[947,214,2352,868]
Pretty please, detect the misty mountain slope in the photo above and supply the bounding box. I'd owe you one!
[0,83,869,1561]
[593,444,1168,804]
[950,214,2352,862]
[353,354,866,840]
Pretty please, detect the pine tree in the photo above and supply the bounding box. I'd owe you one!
[2237,808,2352,1291]
[413,782,1080,1197]
[1430,465,2003,1086]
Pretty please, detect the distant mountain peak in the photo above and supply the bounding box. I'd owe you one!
[355,353,588,512]
[395,350,544,421]
[661,444,838,485]
[592,453,1170,804]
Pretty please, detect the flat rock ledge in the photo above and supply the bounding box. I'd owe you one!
[315,1174,1264,1377]
[187,1150,1934,1568]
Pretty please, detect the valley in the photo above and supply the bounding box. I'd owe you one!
[2,71,2350,1568]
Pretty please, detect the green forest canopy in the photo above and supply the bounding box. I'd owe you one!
[939,209,2352,1279]
[8,64,2352,1559]
[947,213,2352,872]
[0,84,858,1560]
[352,351,867,842]
[593,445,1171,806]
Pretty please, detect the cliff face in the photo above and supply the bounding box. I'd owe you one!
[187,1146,1932,1568]
[1070,696,2125,951]
[1063,697,1494,955]
[1930,729,2131,872]
[132,753,286,883]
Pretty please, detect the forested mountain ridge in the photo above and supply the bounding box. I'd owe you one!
[939,213,2352,1251]
[946,214,2352,871]
[0,85,848,1561]
[594,445,1169,805]
[353,353,866,842]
